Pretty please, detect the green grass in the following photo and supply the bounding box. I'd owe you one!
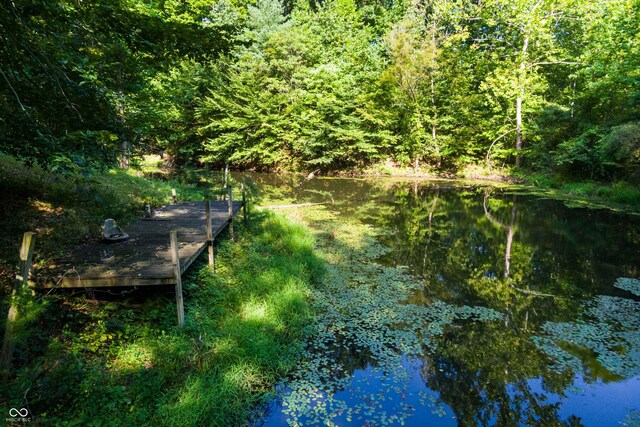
[0,156,323,425]
[520,171,640,212]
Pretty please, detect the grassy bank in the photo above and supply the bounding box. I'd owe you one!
[358,160,640,212]
[0,156,323,425]
[519,173,640,209]
[134,156,639,214]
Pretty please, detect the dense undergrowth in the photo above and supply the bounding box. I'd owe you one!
[0,156,323,425]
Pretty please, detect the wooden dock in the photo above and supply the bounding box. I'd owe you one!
[43,199,244,288]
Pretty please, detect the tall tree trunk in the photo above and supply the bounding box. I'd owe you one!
[121,140,129,169]
[515,97,522,167]
[430,23,439,168]
[118,91,129,169]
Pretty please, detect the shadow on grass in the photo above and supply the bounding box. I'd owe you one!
[3,211,324,426]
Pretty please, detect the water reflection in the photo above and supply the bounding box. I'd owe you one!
[240,173,640,426]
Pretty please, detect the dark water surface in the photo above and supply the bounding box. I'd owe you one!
[240,173,640,427]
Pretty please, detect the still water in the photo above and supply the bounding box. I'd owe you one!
[239,174,640,427]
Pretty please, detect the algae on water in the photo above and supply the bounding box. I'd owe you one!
[614,277,640,296]
[273,205,503,426]
[534,291,640,378]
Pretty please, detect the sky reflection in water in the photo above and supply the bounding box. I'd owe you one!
[245,174,640,427]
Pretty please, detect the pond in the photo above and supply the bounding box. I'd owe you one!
[238,173,640,427]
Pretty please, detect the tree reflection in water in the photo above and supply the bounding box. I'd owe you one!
[247,174,640,427]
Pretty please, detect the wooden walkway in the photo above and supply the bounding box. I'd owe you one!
[44,200,244,288]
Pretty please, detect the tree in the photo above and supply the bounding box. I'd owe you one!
[0,0,118,168]
[198,0,394,171]
[385,0,466,170]
[554,0,640,179]
[477,0,583,166]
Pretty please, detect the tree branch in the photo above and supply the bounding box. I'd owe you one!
[486,128,517,167]
[528,61,582,68]
[0,65,30,117]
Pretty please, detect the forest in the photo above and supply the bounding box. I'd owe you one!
[1,0,639,181]
[2,1,640,424]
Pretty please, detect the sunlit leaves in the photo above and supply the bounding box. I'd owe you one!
[198,0,395,170]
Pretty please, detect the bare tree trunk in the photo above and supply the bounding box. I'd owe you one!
[515,97,523,167]
[118,91,129,169]
[120,140,129,169]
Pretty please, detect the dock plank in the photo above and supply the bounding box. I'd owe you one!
[40,201,243,288]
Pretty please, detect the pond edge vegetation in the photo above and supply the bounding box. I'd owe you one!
[0,156,325,425]
[0,152,638,424]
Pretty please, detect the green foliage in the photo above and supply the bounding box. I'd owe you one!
[517,173,640,210]
[190,0,640,181]
[138,59,215,166]
[0,155,206,273]
[599,122,640,178]
[5,207,322,426]
[3,0,639,183]
[554,128,607,178]
[554,122,640,181]
[0,1,118,167]
[0,0,240,168]
[198,0,395,171]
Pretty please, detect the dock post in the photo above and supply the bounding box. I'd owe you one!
[171,188,177,204]
[170,231,185,326]
[241,183,247,223]
[220,168,224,201]
[227,185,234,242]
[222,165,228,201]
[205,200,215,270]
[1,232,36,379]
